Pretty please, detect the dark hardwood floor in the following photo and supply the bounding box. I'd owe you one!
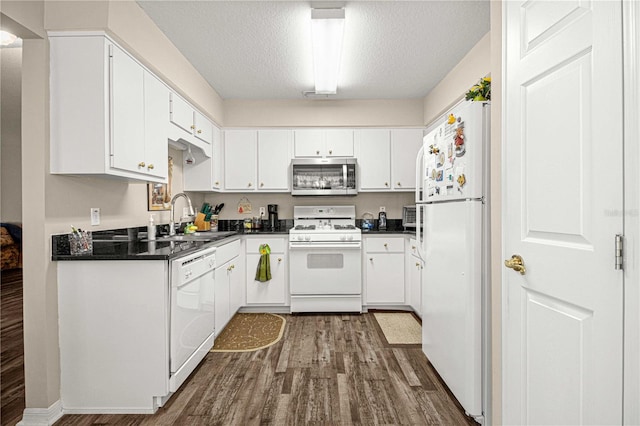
[55,313,477,425]
[1,269,25,426]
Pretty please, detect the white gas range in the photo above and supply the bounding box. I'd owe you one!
[289,206,362,313]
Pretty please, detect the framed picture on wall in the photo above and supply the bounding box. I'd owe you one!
[148,182,170,211]
[147,156,173,211]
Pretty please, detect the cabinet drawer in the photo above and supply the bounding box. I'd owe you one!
[216,239,241,265]
[245,237,285,254]
[366,237,404,253]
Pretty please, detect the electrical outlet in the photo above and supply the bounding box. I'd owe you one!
[90,208,100,226]
[259,207,266,217]
[379,206,386,213]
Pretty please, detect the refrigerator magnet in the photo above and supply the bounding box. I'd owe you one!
[437,152,445,168]
[436,170,444,182]
[454,122,466,157]
[445,167,454,182]
[447,113,456,125]
[457,173,467,188]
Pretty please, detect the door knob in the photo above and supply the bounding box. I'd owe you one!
[505,254,526,275]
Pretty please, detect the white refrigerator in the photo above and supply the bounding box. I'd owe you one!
[415,100,490,422]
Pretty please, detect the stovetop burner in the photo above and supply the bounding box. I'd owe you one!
[294,225,316,230]
[333,224,356,230]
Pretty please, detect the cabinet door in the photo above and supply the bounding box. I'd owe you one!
[365,253,405,303]
[224,130,257,190]
[409,256,423,316]
[229,256,244,315]
[169,93,194,134]
[391,129,423,191]
[325,129,354,157]
[211,126,223,190]
[110,44,145,174]
[258,130,291,190]
[294,129,323,157]
[214,262,231,336]
[246,253,287,304]
[194,110,213,144]
[143,71,169,179]
[356,129,391,190]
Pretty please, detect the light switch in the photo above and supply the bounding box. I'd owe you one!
[90,208,100,226]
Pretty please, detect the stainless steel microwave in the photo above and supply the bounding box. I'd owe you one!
[291,158,357,196]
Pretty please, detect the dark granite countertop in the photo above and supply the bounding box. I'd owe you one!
[52,230,242,261]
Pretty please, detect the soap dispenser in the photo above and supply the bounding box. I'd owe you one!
[147,214,156,241]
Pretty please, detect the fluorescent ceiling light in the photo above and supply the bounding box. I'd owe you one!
[0,31,18,46]
[311,8,345,95]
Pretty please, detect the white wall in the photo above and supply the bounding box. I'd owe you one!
[201,192,414,222]
[225,98,424,128]
[423,32,491,126]
[1,46,22,223]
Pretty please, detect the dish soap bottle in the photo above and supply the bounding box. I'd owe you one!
[147,214,156,241]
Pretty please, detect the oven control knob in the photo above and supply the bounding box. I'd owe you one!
[340,235,346,241]
[297,235,304,241]
[347,234,354,241]
[304,235,311,241]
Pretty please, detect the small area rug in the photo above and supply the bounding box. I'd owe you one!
[211,313,286,352]
[373,312,422,345]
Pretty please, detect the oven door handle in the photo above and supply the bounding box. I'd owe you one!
[289,242,362,249]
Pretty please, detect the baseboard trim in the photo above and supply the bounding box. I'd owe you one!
[17,400,64,426]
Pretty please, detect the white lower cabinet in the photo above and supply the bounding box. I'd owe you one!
[407,238,423,317]
[58,260,170,412]
[213,238,242,336]
[364,236,405,305]
[245,237,288,306]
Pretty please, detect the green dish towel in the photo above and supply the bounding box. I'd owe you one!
[255,244,272,282]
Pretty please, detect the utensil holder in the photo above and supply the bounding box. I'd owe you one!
[69,230,93,255]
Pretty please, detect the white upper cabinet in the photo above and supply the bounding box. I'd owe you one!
[257,130,292,191]
[182,125,222,191]
[390,129,424,191]
[224,130,257,191]
[49,34,168,183]
[355,129,391,190]
[294,129,354,157]
[221,130,291,192]
[169,93,214,146]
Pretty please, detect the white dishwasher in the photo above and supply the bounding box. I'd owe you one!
[169,247,216,391]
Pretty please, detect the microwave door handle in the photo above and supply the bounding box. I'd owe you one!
[343,164,347,189]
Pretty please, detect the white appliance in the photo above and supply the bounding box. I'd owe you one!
[169,247,216,391]
[289,205,362,312]
[415,101,490,422]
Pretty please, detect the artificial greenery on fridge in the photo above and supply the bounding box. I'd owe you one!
[465,76,491,101]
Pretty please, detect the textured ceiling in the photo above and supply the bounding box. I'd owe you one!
[136,1,490,100]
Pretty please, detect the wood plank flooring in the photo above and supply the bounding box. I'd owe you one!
[55,313,477,426]
[1,269,25,426]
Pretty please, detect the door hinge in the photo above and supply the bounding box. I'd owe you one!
[615,234,623,270]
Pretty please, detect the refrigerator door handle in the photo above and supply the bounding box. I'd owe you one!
[415,143,425,204]
[415,203,425,262]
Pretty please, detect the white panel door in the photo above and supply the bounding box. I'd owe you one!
[224,130,257,191]
[503,1,624,425]
[170,93,194,134]
[246,253,287,304]
[258,130,292,190]
[294,129,324,157]
[110,44,145,174]
[365,253,404,304]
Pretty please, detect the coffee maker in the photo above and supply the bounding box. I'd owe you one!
[268,204,278,231]
[378,211,387,231]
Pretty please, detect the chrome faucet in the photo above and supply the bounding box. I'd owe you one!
[169,192,196,236]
